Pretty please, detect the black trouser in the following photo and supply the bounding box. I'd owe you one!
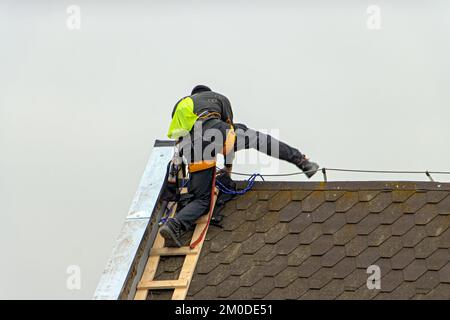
[230,123,304,164]
[176,167,215,231]
[175,123,303,230]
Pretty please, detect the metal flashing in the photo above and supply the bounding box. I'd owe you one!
[93,141,173,300]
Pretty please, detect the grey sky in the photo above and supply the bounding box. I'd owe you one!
[1,0,449,299]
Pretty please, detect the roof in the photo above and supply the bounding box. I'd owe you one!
[150,181,450,300]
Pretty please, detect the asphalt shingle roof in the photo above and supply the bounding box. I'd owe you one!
[150,181,450,300]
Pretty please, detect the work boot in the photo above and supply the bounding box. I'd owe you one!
[295,155,320,179]
[159,218,183,247]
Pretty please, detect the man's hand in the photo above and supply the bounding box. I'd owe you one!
[218,165,233,176]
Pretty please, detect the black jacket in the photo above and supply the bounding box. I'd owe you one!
[172,90,234,125]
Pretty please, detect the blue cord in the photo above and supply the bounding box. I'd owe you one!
[216,173,264,195]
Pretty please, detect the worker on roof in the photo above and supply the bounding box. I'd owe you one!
[159,85,319,246]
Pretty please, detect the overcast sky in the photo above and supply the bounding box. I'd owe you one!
[1,0,449,299]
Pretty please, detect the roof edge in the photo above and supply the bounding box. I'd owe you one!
[236,180,450,191]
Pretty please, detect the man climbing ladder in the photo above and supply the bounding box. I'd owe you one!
[159,85,320,247]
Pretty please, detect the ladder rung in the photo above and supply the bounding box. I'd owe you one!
[137,279,188,290]
[151,247,198,256]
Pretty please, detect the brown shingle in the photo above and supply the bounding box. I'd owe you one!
[302,191,326,212]
[321,246,346,267]
[264,223,289,244]
[426,191,448,203]
[392,190,415,202]
[333,224,357,245]
[391,248,415,270]
[321,279,345,299]
[274,267,299,288]
[233,221,256,242]
[298,223,322,244]
[345,236,368,257]
[380,203,404,225]
[379,236,403,258]
[403,192,427,213]
[402,226,427,248]
[263,255,288,277]
[253,244,278,263]
[251,277,275,298]
[276,234,302,255]
[210,231,234,252]
[291,190,312,201]
[345,202,370,223]
[368,192,392,213]
[436,195,450,214]
[415,204,439,225]
[229,254,255,276]
[359,190,380,202]
[367,225,392,246]
[426,249,450,271]
[196,252,221,274]
[193,286,217,299]
[380,270,403,292]
[425,215,450,237]
[416,271,440,292]
[356,247,380,268]
[438,228,450,248]
[426,284,450,299]
[298,256,322,277]
[257,190,278,201]
[217,276,241,298]
[357,214,382,235]
[279,201,301,222]
[438,264,450,283]
[332,257,356,279]
[335,192,359,212]
[243,200,268,221]
[240,266,264,287]
[288,212,313,233]
[321,213,346,235]
[324,191,345,202]
[220,242,242,264]
[255,211,279,233]
[414,237,440,259]
[343,268,369,290]
[391,215,415,235]
[241,233,265,254]
[285,278,309,299]
[236,191,258,210]
[206,264,231,286]
[403,259,427,281]
[227,287,253,299]
[310,235,334,256]
[287,245,311,266]
[269,191,291,211]
[222,210,246,231]
[312,202,335,223]
[308,268,334,289]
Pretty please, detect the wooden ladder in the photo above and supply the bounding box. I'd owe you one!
[134,188,218,300]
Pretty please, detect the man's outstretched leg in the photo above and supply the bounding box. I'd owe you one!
[159,167,215,247]
[231,123,319,178]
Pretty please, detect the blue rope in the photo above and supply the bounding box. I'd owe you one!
[216,173,265,195]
